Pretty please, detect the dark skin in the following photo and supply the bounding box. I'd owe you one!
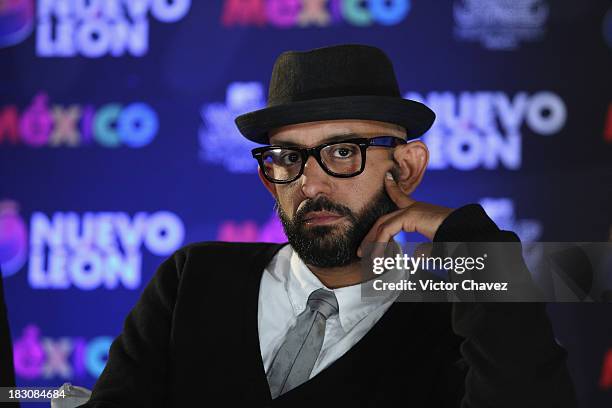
[258,119,454,288]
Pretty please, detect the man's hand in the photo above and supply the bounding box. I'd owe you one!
[356,172,454,258]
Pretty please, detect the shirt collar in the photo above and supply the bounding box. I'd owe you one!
[286,242,406,333]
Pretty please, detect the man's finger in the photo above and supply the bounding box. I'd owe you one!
[357,209,417,258]
[357,209,402,257]
[384,172,416,209]
[371,211,418,249]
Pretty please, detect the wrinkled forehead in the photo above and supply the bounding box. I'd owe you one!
[268,119,406,147]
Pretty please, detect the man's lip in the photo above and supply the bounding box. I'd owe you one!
[303,212,344,224]
[303,211,341,220]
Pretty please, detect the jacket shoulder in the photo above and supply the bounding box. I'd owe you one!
[170,241,287,278]
[177,240,286,258]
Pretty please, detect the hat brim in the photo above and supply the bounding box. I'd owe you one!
[235,95,435,144]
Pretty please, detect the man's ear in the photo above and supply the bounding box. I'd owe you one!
[258,166,278,200]
[392,140,429,196]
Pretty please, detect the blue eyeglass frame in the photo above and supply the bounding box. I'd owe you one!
[251,135,407,184]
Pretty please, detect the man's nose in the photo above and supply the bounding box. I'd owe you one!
[300,155,332,198]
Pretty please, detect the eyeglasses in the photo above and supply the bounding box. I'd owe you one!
[251,136,407,184]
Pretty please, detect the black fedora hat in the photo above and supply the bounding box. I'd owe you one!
[235,44,435,144]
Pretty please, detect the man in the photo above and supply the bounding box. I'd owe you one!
[81,44,576,407]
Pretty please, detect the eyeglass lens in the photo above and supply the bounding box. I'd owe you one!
[261,142,363,181]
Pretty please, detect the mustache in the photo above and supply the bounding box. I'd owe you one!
[294,197,354,223]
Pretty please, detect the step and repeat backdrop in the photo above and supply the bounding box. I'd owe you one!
[1,0,611,406]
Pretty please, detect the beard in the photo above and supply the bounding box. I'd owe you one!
[275,188,398,268]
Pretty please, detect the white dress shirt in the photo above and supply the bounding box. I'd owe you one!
[257,242,406,380]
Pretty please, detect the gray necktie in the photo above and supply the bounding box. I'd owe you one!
[267,287,339,398]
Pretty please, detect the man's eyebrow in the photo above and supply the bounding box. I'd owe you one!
[273,133,360,147]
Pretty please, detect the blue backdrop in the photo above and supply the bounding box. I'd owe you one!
[1,1,611,406]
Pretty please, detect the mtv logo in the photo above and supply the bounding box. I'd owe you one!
[199,82,266,173]
[453,0,548,49]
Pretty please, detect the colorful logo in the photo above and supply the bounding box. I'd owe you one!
[28,210,185,290]
[221,0,411,28]
[0,0,34,48]
[36,0,191,57]
[0,200,28,278]
[406,91,566,170]
[0,92,159,148]
[13,324,112,380]
[218,212,287,243]
[453,0,549,50]
[0,200,185,290]
[199,82,263,173]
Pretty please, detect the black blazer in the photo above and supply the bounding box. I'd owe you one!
[81,205,577,407]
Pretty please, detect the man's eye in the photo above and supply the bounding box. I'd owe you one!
[280,152,300,165]
[332,146,355,158]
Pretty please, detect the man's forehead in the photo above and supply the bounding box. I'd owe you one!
[268,119,406,146]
